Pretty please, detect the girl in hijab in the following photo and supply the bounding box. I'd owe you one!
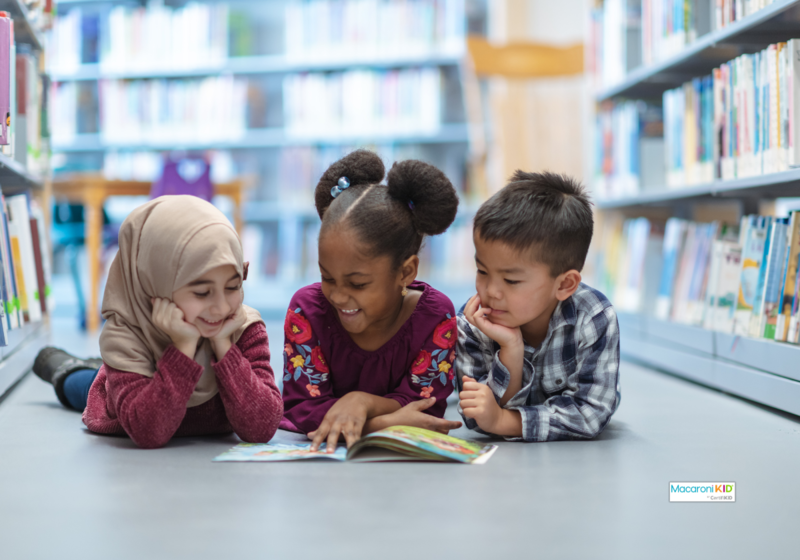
[32,196,283,449]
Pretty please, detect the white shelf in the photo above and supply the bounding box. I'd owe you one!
[0,321,49,400]
[596,0,800,101]
[618,311,800,416]
[52,125,471,152]
[595,167,800,209]
[49,51,465,82]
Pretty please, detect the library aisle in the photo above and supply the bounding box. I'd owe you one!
[0,319,797,560]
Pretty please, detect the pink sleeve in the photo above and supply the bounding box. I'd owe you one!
[106,347,204,449]
[211,322,283,443]
[281,307,337,434]
[383,315,457,418]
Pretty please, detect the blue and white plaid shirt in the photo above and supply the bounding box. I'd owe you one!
[456,283,620,442]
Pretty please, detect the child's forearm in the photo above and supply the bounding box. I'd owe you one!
[486,408,523,437]
[497,344,524,407]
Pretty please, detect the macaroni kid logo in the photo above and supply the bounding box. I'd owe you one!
[669,482,736,502]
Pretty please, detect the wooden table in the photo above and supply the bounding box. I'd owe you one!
[52,174,248,332]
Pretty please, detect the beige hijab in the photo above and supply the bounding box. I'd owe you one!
[99,195,262,407]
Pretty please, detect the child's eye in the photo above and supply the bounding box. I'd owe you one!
[351,283,367,290]
[321,276,335,284]
[194,291,210,298]
[476,269,487,275]
[504,279,520,285]
[225,284,241,291]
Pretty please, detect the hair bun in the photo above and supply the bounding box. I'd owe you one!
[314,149,385,219]
[386,160,458,236]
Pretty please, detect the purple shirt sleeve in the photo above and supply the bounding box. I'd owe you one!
[383,315,457,418]
[281,304,337,434]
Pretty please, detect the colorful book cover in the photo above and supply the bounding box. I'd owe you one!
[776,212,800,341]
[748,216,775,337]
[29,202,53,312]
[759,218,790,339]
[703,238,724,330]
[8,235,26,322]
[712,240,743,333]
[0,215,7,344]
[655,218,687,320]
[29,217,46,315]
[7,195,41,322]
[0,14,10,146]
[0,196,19,328]
[213,426,498,465]
[734,216,767,336]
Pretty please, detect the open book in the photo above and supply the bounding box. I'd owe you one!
[213,426,498,464]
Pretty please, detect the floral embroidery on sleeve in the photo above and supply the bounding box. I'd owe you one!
[283,308,329,397]
[410,314,457,397]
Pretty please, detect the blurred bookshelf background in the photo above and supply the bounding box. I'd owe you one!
[42,0,588,328]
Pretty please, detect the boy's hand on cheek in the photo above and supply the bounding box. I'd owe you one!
[460,376,502,433]
[464,294,523,350]
[151,297,201,358]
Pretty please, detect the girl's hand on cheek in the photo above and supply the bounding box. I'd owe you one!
[464,294,523,350]
[308,393,370,452]
[209,306,247,360]
[151,297,201,358]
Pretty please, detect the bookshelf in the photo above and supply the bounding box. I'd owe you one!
[49,0,479,295]
[0,2,53,399]
[589,0,800,416]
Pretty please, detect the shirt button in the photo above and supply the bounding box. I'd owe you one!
[556,379,563,385]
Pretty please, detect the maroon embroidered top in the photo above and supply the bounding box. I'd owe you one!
[82,322,283,449]
[280,281,457,434]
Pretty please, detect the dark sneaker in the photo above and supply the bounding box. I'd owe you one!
[32,347,103,408]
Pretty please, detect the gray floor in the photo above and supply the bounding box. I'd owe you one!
[1,318,799,560]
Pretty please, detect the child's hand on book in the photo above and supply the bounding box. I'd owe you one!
[459,376,502,432]
[463,294,524,351]
[308,392,371,452]
[378,398,462,434]
[151,297,201,358]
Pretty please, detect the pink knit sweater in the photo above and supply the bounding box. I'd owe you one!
[82,322,283,449]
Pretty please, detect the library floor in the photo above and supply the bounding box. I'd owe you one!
[1,318,799,560]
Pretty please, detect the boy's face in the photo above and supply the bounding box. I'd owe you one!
[473,234,578,340]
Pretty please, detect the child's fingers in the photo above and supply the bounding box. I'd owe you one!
[309,423,330,452]
[461,380,483,392]
[407,396,436,411]
[326,423,343,454]
[459,397,480,410]
[429,418,462,432]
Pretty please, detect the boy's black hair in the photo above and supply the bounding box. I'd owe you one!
[315,149,459,268]
[473,170,593,276]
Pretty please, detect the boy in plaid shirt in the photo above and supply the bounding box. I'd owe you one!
[457,171,620,441]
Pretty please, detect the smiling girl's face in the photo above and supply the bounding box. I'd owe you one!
[318,225,411,338]
[172,264,242,339]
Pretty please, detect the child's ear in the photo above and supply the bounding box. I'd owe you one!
[399,255,419,287]
[555,269,581,301]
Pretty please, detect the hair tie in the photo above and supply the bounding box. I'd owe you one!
[331,176,350,198]
[407,200,415,211]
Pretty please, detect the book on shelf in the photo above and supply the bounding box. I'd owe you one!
[588,208,800,344]
[591,0,778,90]
[213,425,497,464]
[0,193,51,343]
[0,12,12,149]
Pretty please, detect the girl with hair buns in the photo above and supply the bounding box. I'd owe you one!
[281,149,463,452]
[32,195,283,449]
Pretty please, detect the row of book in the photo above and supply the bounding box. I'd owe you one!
[283,68,442,139]
[50,76,248,146]
[665,39,800,187]
[284,0,465,60]
[591,0,778,90]
[102,150,237,184]
[242,211,476,285]
[594,100,663,199]
[47,3,229,73]
[1,13,47,175]
[591,210,800,343]
[0,193,53,346]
